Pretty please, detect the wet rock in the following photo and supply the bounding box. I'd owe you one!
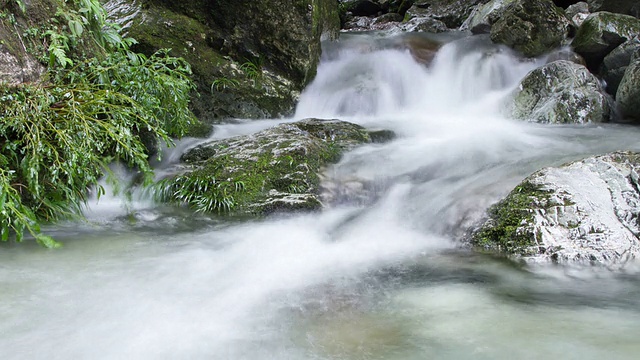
[473,151,640,265]
[489,0,570,57]
[397,34,442,64]
[587,0,640,18]
[171,119,373,216]
[400,16,448,33]
[616,54,640,121]
[117,0,340,121]
[510,60,612,124]
[600,37,640,95]
[565,1,590,28]
[374,12,404,24]
[460,0,516,34]
[572,12,640,70]
[405,0,484,29]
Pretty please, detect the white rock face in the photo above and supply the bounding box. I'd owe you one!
[476,152,640,265]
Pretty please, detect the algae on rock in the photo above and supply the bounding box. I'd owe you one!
[158,119,372,216]
[113,0,341,121]
[473,151,640,265]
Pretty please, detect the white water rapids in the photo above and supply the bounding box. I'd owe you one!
[2,33,640,359]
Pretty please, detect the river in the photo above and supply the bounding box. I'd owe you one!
[1,33,640,359]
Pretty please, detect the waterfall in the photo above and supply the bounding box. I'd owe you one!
[2,32,640,360]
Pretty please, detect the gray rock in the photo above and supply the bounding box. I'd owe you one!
[489,0,570,57]
[460,0,517,34]
[374,12,404,24]
[400,16,449,33]
[0,48,45,86]
[565,2,590,28]
[600,37,640,95]
[572,11,640,69]
[587,0,640,18]
[616,55,640,121]
[473,151,640,265]
[405,0,484,29]
[510,60,611,124]
[167,119,373,216]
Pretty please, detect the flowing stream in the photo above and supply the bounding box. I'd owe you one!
[2,33,640,359]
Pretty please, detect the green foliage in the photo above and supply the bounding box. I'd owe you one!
[211,77,239,92]
[153,173,244,213]
[0,48,196,246]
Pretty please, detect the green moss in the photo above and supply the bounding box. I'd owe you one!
[159,120,371,216]
[474,181,552,254]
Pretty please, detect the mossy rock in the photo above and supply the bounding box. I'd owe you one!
[117,0,340,121]
[489,0,570,57]
[473,181,553,255]
[510,60,612,124]
[473,151,640,264]
[572,11,640,69]
[161,119,372,216]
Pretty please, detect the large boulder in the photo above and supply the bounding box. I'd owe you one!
[160,119,372,216]
[616,54,640,121]
[461,0,516,34]
[600,37,640,95]
[571,12,640,70]
[107,0,340,121]
[489,0,570,57]
[587,0,640,18]
[510,60,611,124]
[473,151,640,265]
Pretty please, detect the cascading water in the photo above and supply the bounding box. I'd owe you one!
[2,33,640,359]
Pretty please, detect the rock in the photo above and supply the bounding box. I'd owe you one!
[374,12,404,24]
[400,16,449,33]
[460,0,516,34]
[510,60,612,124]
[587,0,640,18]
[489,0,570,57]
[113,0,340,121]
[396,34,443,64]
[572,12,640,70]
[169,119,372,215]
[600,37,640,95]
[565,1,590,28]
[473,151,640,265]
[405,0,484,29]
[616,54,640,121]
[341,0,382,16]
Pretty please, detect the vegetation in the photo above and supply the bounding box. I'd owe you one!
[0,0,196,246]
[473,181,552,254]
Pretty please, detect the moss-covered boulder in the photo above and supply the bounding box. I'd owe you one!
[159,119,372,216]
[616,54,640,121]
[107,0,340,121]
[571,11,640,69]
[510,60,611,123]
[600,36,640,95]
[489,0,570,57]
[473,151,640,264]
